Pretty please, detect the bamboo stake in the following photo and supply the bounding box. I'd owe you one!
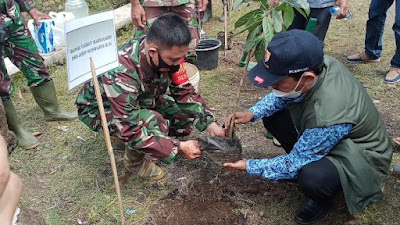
[228,48,256,138]
[223,0,228,57]
[90,58,125,225]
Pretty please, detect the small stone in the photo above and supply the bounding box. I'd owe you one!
[393,166,400,178]
[259,211,264,217]
[362,83,371,88]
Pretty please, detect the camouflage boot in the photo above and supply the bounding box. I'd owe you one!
[124,147,165,181]
[30,81,77,122]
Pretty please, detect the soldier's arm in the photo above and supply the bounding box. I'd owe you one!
[169,82,215,132]
[15,0,35,12]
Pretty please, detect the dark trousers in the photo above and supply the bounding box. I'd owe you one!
[262,109,342,202]
[289,7,332,42]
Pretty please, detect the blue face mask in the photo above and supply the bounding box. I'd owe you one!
[281,94,306,102]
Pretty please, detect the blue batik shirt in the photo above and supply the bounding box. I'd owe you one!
[247,92,353,180]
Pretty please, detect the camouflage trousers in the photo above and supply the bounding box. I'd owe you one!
[83,94,193,163]
[0,17,51,101]
[134,3,201,62]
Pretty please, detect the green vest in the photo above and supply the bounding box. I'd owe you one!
[287,56,393,215]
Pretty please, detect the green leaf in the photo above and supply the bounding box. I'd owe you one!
[244,36,263,53]
[263,18,274,45]
[234,14,262,36]
[295,0,309,9]
[272,9,282,32]
[275,2,286,11]
[255,38,266,62]
[233,0,244,10]
[283,5,294,28]
[293,6,308,19]
[262,16,269,37]
[235,10,255,28]
[246,24,263,40]
[234,9,263,28]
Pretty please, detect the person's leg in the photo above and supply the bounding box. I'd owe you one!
[390,0,400,68]
[295,157,342,224]
[384,0,400,83]
[365,0,394,59]
[4,19,51,89]
[308,7,332,42]
[0,172,22,224]
[262,109,298,153]
[171,3,200,63]
[0,136,22,224]
[288,9,308,32]
[155,94,192,137]
[6,19,76,121]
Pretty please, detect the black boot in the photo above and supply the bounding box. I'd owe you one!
[295,198,328,225]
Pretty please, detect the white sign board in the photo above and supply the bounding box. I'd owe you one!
[65,11,119,90]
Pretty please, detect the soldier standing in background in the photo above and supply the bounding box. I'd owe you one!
[0,0,77,150]
[76,14,225,181]
[130,0,208,63]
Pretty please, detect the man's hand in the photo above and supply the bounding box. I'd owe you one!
[334,0,349,19]
[131,1,146,28]
[223,159,247,171]
[206,122,226,137]
[28,9,51,27]
[268,0,280,8]
[224,111,254,129]
[179,140,202,160]
[197,0,208,12]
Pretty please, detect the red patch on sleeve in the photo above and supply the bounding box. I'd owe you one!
[172,60,189,85]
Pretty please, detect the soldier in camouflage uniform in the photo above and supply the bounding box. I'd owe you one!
[130,0,208,62]
[76,14,224,181]
[0,0,77,150]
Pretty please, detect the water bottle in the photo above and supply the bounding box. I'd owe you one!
[329,6,353,21]
[65,0,89,19]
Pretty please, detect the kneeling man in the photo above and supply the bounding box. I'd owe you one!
[224,30,393,224]
[76,13,224,181]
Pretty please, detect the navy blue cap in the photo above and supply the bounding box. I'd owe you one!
[248,29,324,88]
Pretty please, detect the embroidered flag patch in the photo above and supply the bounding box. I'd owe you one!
[172,60,189,85]
[254,76,264,84]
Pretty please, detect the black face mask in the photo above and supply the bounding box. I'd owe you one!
[150,51,180,75]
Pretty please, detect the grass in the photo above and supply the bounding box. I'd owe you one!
[7,0,400,224]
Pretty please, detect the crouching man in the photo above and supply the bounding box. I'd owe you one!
[76,14,224,181]
[224,30,393,224]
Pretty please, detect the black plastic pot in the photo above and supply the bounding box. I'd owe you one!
[194,39,222,70]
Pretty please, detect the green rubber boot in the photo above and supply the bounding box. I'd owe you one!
[124,147,165,181]
[3,99,39,150]
[30,81,77,122]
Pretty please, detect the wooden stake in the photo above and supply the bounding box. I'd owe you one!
[228,48,256,138]
[224,0,228,57]
[90,58,125,225]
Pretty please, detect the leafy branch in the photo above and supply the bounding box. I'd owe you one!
[233,0,310,61]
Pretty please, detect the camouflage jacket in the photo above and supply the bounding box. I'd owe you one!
[76,38,215,140]
[141,0,195,8]
[0,0,35,26]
